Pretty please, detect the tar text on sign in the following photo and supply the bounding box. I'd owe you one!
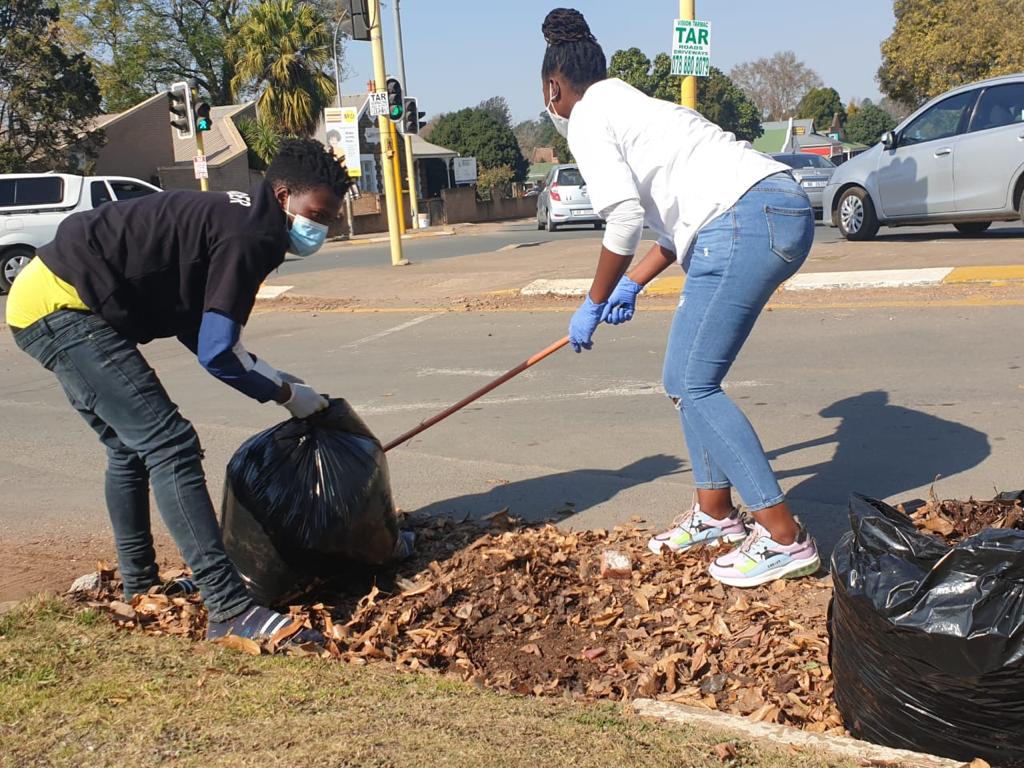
[368,91,389,117]
[671,19,711,77]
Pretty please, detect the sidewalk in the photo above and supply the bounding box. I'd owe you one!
[259,231,1024,310]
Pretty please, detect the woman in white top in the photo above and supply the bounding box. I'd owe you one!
[542,8,819,587]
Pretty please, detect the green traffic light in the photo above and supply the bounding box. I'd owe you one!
[196,117,211,131]
[390,106,403,120]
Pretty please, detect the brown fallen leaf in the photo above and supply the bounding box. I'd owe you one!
[214,634,262,656]
[518,643,543,657]
[712,742,737,761]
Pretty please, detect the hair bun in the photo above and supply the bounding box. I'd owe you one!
[542,8,596,46]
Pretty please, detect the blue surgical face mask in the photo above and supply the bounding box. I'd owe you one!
[286,197,328,257]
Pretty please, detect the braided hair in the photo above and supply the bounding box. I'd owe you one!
[541,8,606,91]
[266,138,354,199]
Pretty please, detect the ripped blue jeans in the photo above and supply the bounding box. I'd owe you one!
[662,172,813,511]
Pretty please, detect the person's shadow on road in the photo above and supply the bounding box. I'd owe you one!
[415,454,685,524]
[766,390,990,558]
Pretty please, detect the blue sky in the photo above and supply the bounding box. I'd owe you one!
[341,1,897,124]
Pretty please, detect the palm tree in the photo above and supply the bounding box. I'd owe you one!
[230,0,335,136]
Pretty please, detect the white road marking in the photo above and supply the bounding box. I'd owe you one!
[357,379,765,416]
[333,314,440,350]
[417,367,509,378]
[256,284,293,300]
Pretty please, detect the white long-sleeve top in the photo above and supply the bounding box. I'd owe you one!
[568,78,787,261]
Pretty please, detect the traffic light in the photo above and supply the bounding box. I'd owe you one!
[167,81,193,139]
[194,101,213,132]
[386,77,403,122]
[402,97,427,134]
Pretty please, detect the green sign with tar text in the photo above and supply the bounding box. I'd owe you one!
[671,19,711,77]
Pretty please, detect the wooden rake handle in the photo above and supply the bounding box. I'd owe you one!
[383,336,570,453]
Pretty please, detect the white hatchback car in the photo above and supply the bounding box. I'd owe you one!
[823,74,1024,240]
[0,173,161,291]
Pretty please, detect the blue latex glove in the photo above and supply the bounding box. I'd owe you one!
[568,294,608,353]
[601,275,642,325]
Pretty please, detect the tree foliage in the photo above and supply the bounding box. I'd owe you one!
[730,51,822,121]
[514,110,571,163]
[879,0,1024,107]
[796,87,844,132]
[430,106,528,181]
[231,0,334,136]
[1,0,104,171]
[844,99,897,146]
[477,95,512,128]
[606,48,762,142]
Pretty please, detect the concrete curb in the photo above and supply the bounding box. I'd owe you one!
[631,700,962,768]
[519,264,1024,297]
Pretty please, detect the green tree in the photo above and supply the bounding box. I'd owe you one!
[879,0,1024,106]
[430,107,528,181]
[477,95,512,128]
[231,0,335,136]
[1,0,104,171]
[607,48,762,142]
[796,87,844,132]
[237,116,285,168]
[844,100,897,146]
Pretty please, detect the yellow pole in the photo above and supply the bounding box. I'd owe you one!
[404,132,420,229]
[195,129,209,192]
[679,0,697,110]
[388,119,407,234]
[369,0,407,265]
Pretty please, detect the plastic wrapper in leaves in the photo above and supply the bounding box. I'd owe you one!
[830,494,1024,766]
[220,399,398,606]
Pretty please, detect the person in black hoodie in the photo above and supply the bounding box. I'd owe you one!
[6,139,352,644]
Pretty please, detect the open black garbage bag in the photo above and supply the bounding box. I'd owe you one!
[830,494,1024,766]
[220,398,398,606]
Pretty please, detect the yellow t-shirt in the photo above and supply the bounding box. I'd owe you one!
[5,257,89,330]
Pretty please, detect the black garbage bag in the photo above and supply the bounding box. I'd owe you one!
[220,398,398,606]
[830,494,1024,766]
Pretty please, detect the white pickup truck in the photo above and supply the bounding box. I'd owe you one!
[0,173,161,291]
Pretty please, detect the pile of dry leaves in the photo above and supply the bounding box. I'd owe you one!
[906,491,1024,544]
[72,512,841,733]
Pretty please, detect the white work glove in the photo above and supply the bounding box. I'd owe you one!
[283,383,328,419]
[278,370,305,385]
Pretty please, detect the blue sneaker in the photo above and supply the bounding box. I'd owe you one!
[647,504,748,555]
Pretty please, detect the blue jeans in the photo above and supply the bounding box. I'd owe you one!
[662,173,813,511]
[13,310,252,622]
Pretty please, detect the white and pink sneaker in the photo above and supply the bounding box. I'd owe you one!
[708,522,820,587]
[647,504,748,555]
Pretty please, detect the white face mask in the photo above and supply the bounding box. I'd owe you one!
[546,95,570,138]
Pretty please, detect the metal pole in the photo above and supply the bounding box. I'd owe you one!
[369,0,407,265]
[680,0,697,110]
[392,0,420,229]
[333,17,355,238]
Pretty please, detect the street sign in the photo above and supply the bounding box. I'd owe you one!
[671,19,711,77]
[324,106,362,178]
[453,157,477,185]
[193,154,208,180]
[368,91,389,117]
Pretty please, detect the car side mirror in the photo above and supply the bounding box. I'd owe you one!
[881,131,897,150]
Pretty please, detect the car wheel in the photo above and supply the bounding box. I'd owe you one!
[837,187,879,241]
[953,221,991,234]
[547,211,557,233]
[0,246,34,293]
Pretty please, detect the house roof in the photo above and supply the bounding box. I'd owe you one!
[528,162,554,181]
[410,134,457,159]
[172,103,254,166]
[88,92,169,132]
[753,126,842,154]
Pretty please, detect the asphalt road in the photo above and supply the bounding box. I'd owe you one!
[3,300,1021,597]
[278,219,1024,276]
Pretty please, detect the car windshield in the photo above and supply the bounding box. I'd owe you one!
[556,168,585,186]
[774,154,835,169]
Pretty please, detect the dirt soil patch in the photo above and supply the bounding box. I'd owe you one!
[73,513,840,734]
